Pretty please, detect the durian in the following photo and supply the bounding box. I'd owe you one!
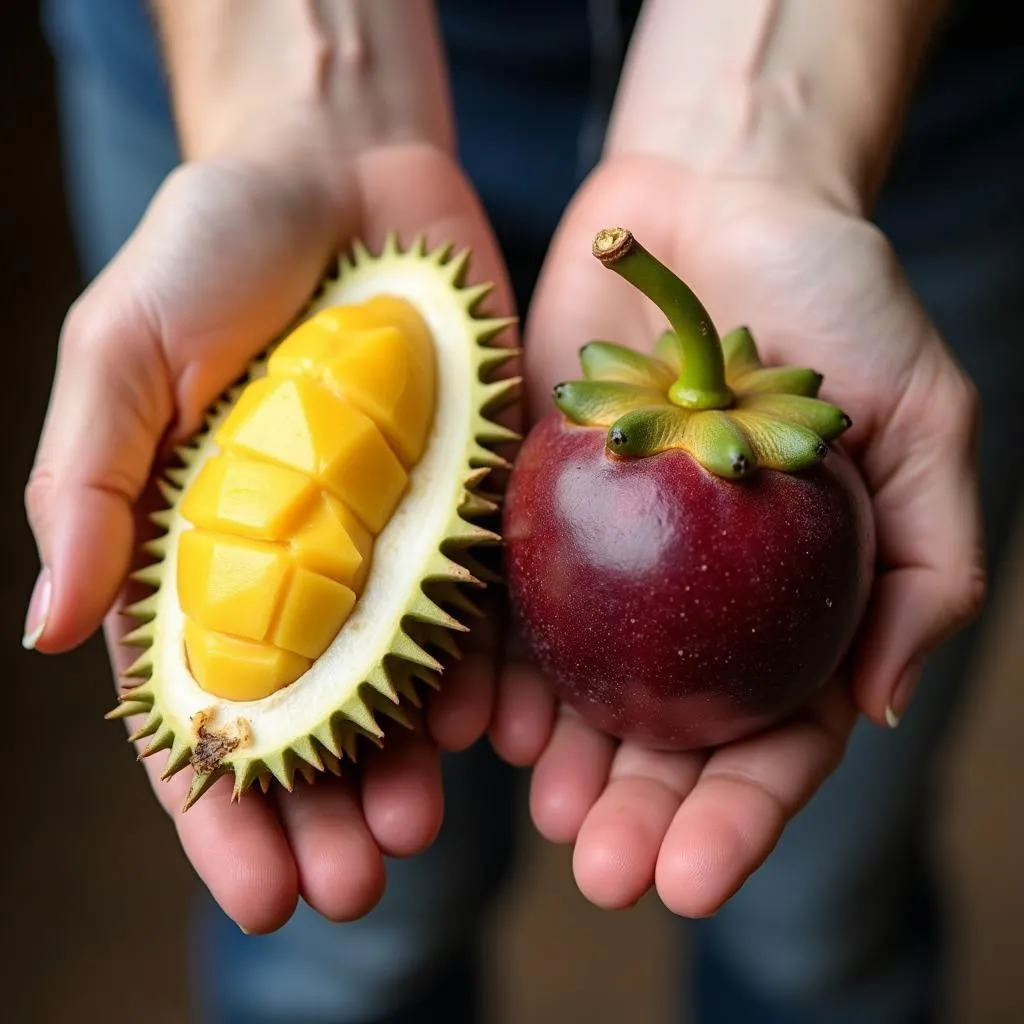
[109,234,519,809]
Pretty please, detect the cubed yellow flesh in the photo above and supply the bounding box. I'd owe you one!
[268,296,436,468]
[177,297,435,700]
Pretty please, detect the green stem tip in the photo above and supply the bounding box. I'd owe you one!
[592,227,733,411]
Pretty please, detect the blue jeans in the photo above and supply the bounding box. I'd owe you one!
[46,12,1024,1024]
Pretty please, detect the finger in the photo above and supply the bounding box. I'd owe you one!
[572,744,706,910]
[107,585,298,936]
[360,722,444,857]
[425,589,501,754]
[654,682,856,918]
[426,650,496,752]
[529,708,617,843]
[854,360,986,726]
[137,745,299,934]
[23,292,171,654]
[274,775,386,922]
[489,659,558,766]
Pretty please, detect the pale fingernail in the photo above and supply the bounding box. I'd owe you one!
[885,657,924,728]
[22,567,52,650]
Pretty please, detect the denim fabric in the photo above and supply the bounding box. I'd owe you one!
[43,3,1024,1022]
[191,741,520,1023]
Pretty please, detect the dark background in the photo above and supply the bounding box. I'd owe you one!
[1,4,197,1021]
[2,4,1023,1022]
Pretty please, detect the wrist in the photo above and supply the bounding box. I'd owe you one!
[153,0,454,164]
[605,0,948,216]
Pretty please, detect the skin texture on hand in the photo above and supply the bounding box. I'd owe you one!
[23,141,516,933]
[489,156,985,917]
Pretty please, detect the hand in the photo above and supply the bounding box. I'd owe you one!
[489,155,985,916]
[23,135,515,933]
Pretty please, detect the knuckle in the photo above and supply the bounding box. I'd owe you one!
[60,293,114,361]
[24,465,57,533]
[947,369,981,432]
[949,562,988,626]
[925,363,981,448]
[60,280,157,368]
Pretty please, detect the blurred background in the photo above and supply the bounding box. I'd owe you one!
[3,3,1023,1022]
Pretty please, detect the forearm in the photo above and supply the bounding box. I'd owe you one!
[606,0,949,212]
[151,0,454,163]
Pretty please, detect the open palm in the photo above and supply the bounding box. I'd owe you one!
[26,142,516,933]
[487,155,984,915]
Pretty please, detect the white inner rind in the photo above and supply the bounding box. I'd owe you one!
[151,256,475,760]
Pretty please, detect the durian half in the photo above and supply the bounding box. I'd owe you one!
[108,235,519,810]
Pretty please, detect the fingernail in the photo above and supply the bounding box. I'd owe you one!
[22,567,52,650]
[885,656,924,728]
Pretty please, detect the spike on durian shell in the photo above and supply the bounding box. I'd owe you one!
[289,734,326,772]
[165,467,190,488]
[406,591,469,633]
[155,479,179,506]
[444,247,472,287]
[362,686,413,728]
[122,621,154,648]
[105,700,150,722]
[395,675,423,708]
[111,233,518,809]
[430,582,484,621]
[161,737,193,780]
[128,708,161,744]
[122,595,160,622]
[230,759,263,800]
[119,680,154,703]
[417,625,463,662]
[140,722,175,760]
[184,770,224,811]
[364,663,400,705]
[339,691,387,741]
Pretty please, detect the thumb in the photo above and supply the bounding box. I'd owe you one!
[22,154,344,655]
[23,276,172,654]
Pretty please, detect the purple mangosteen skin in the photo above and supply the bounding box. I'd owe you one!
[503,411,876,749]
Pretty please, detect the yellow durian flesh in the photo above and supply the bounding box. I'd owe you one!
[110,235,519,809]
[177,298,434,700]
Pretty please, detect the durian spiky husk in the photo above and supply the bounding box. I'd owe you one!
[108,234,519,810]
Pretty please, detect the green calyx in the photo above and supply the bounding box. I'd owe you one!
[553,228,852,478]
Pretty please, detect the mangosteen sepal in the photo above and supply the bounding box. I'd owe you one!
[550,227,854,479]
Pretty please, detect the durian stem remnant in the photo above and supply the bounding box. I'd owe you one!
[592,227,733,412]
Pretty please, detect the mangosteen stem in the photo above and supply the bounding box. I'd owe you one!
[593,227,733,411]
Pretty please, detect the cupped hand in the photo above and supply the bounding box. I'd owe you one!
[489,155,985,916]
[23,137,516,933]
